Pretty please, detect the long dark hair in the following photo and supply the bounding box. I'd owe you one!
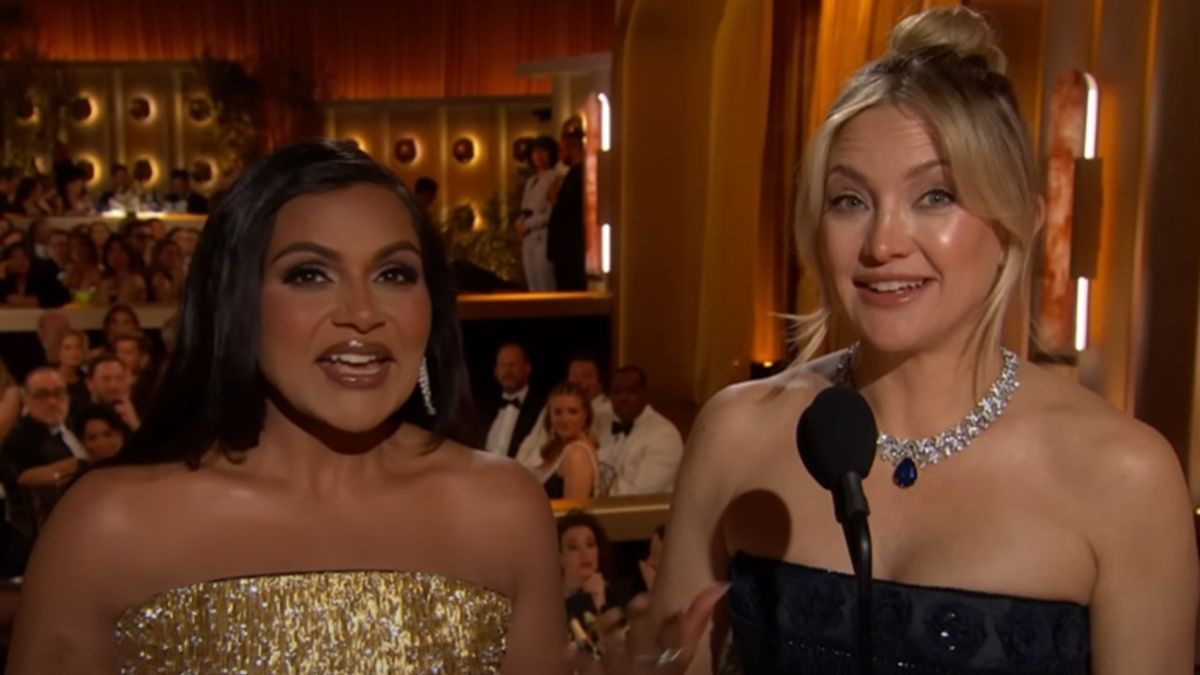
[557,510,613,580]
[119,139,472,467]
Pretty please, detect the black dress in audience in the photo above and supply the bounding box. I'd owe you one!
[0,415,76,539]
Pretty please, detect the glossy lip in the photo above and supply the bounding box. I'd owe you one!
[316,339,395,389]
[853,276,934,308]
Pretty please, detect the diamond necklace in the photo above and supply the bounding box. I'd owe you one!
[833,345,1020,488]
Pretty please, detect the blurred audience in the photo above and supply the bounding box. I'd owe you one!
[88,221,110,251]
[147,239,183,304]
[0,244,69,308]
[121,220,154,264]
[111,333,156,416]
[95,304,142,356]
[84,354,140,432]
[97,237,147,305]
[49,328,90,411]
[61,168,96,216]
[165,169,209,214]
[599,365,684,496]
[478,342,544,459]
[64,232,102,302]
[413,176,438,215]
[1,368,88,489]
[517,353,613,471]
[99,163,141,214]
[0,360,18,442]
[546,128,586,291]
[70,404,130,462]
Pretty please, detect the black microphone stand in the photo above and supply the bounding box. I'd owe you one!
[838,474,873,675]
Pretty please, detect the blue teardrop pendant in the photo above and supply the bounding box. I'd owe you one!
[893,458,918,488]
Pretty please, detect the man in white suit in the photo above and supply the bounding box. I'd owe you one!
[597,366,683,496]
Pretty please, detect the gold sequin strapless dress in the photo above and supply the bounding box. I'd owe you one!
[115,570,512,674]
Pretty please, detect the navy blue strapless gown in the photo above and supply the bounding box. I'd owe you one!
[727,552,1090,674]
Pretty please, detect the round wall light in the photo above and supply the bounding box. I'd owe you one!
[452,137,476,164]
[393,137,417,164]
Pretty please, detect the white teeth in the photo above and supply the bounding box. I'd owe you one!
[327,354,383,365]
[868,280,925,293]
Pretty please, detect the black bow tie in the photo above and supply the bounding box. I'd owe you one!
[500,397,521,409]
[611,420,634,436]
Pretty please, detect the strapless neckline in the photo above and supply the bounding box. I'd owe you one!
[117,569,513,674]
[727,552,1090,675]
[733,552,1087,609]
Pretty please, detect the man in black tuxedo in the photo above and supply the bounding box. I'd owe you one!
[477,343,544,459]
[1,368,91,540]
[546,131,586,291]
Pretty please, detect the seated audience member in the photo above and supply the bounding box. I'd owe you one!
[29,218,53,260]
[413,176,438,215]
[517,354,615,470]
[70,404,130,462]
[13,178,50,217]
[598,366,684,496]
[164,169,209,214]
[95,303,142,356]
[64,232,102,302]
[121,220,154,265]
[111,332,156,415]
[536,383,601,500]
[99,163,141,213]
[147,238,183,304]
[49,328,90,411]
[0,244,69,308]
[84,354,139,431]
[478,342,545,458]
[0,360,18,442]
[46,229,69,269]
[167,227,200,273]
[88,221,110,251]
[1,369,89,488]
[35,310,70,364]
[97,236,147,305]
[61,168,96,216]
[558,511,635,630]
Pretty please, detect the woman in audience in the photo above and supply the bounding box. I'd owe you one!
[96,236,147,305]
[517,135,560,291]
[13,178,50,217]
[0,227,23,248]
[50,328,91,410]
[71,404,130,462]
[0,244,69,308]
[147,238,183,304]
[61,169,96,216]
[559,510,627,627]
[88,221,110,251]
[63,232,102,303]
[10,139,563,673]
[537,382,601,500]
[579,7,1197,675]
[0,359,19,442]
[89,303,142,358]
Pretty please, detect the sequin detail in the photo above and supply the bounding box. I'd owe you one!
[115,571,511,674]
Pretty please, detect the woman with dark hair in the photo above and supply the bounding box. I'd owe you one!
[13,177,50,217]
[536,382,601,500]
[90,303,143,358]
[97,235,147,305]
[0,244,69,308]
[558,511,620,625]
[517,135,561,291]
[62,168,96,216]
[9,139,563,673]
[147,238,183,304]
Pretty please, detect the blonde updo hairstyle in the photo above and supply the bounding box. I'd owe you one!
[793,7,1039,367]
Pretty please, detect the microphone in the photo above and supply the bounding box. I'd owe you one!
[797,386,877,675]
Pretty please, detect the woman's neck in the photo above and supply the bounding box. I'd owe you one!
[852,338,1005,441]
[59,364,77,383]
[241,399,432,497]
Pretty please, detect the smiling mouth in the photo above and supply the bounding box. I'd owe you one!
[857,279,929,294]
[316,341,396,388]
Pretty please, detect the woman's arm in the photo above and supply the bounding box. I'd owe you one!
[561,443,595,500]
[1088,426,1198,674]
[8,473,128,674]
[492,463,569,675]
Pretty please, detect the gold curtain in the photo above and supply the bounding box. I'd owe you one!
[27,0,615,99]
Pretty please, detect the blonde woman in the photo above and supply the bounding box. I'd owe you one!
[537,382,602,500]
[49,328,90,409]
[579,7,1196,675]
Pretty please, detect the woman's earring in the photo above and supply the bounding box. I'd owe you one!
[419,357,436,416]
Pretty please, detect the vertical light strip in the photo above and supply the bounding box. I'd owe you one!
[1083,73,1099,160]
[601,223,612,274]
[1074,277,1090,352]
[597,93,612,152]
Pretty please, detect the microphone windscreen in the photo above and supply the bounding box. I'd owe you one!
[797,386,878,490]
